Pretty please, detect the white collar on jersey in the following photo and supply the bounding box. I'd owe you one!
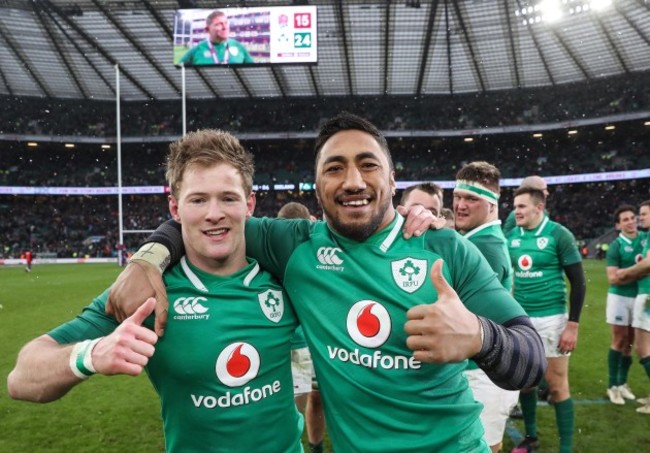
[463,219,502,240]
[519,215,549,237]
[180,256,260,292]
[618,232,636,245]
[379,212,405,253]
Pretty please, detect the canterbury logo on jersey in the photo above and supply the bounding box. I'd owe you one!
[326,300,421,370]
[172,297,210,320]
[316,247,344,271]
[190,342,282,409]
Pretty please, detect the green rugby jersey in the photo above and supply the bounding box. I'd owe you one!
[179,39,254,65]
[464,220,513,292]
[606,233,644,297]
[49,258,302,453]
[245,213,526,453]
[637,231,650,294]
[463,220,513,371]
[507,215,582,317]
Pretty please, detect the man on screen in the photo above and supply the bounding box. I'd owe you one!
[179,10,254,65]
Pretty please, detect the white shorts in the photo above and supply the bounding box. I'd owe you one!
[531,313,570,358]
[606,293,635,326]
[632,293,650,331]
[466,369,519,447]
[291,347,313,396]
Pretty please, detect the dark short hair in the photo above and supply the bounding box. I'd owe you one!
[455,161,501,194]
[399,182,443,206]
[513,187,546,206]
[313,111,393,172]
[613,204,636,224]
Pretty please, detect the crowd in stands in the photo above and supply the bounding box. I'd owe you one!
[1,71,649,259]
[1,73,648,138]
[3,177,649,260]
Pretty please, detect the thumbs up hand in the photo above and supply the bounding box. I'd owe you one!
[404,260,483,363]
[93,298,159,376]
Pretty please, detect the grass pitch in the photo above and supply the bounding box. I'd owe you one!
[1,261,648,452]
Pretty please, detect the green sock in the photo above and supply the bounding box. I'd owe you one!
[620,354,633,385]
[641,356,650,379]
[520,390,538,438]
[608,349,622,387]
[555,398,574,453]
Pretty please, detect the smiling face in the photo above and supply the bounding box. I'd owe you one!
[169,162,255,275]
[514,193,544,229]
[315,129,396,242]
[206,13,229,43]
[615,209,637,237]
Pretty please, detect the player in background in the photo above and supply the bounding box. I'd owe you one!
[604,205,643,405]
[7,129,304,452]
[399,182,444,217]
[24,250,33,272]
[107,112,546,452]
[277,201,327,453]
[507,187,586,453]
[439,207,456,229]
[502,175,549,237]
[616,200,650,414]
[453,161,519,453]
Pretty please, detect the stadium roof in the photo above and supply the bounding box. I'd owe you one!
[0,0,648,102]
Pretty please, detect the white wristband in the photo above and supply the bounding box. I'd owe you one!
[69,338,102,379]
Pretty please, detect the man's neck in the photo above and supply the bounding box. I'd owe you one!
[621,231,638,239]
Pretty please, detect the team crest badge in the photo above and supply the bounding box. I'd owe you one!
[391,257,427,294]
[258,289,284,323]
[537,238,548,250]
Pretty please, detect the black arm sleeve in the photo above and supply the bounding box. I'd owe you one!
[564,262,586,323]
[145,219,184,267]
[472,315,547,391]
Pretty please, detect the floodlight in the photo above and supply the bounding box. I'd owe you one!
[590,0,612,11]
[539,0,563,23]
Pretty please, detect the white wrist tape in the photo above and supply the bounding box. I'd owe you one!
[69,338,102,380]
[129,243,170,274]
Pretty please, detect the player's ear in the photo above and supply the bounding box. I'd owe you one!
[246,192,256,218]
[169,195,181,222]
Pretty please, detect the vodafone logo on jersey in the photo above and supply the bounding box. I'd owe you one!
[191,343,282,409]
[216,342,261,387]
[346,300,391,348]
[517,254,533,271]
[328,300,420,370]
[636,253,644,264]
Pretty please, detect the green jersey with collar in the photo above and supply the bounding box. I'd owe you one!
[606,233,644,297]
[507,215,582,317]
[48,258,302,453]
[245,213,527,453]
[463,220,513,292]
[179,39,254,65]
[463,220,513,371]
[637,231,650,294]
